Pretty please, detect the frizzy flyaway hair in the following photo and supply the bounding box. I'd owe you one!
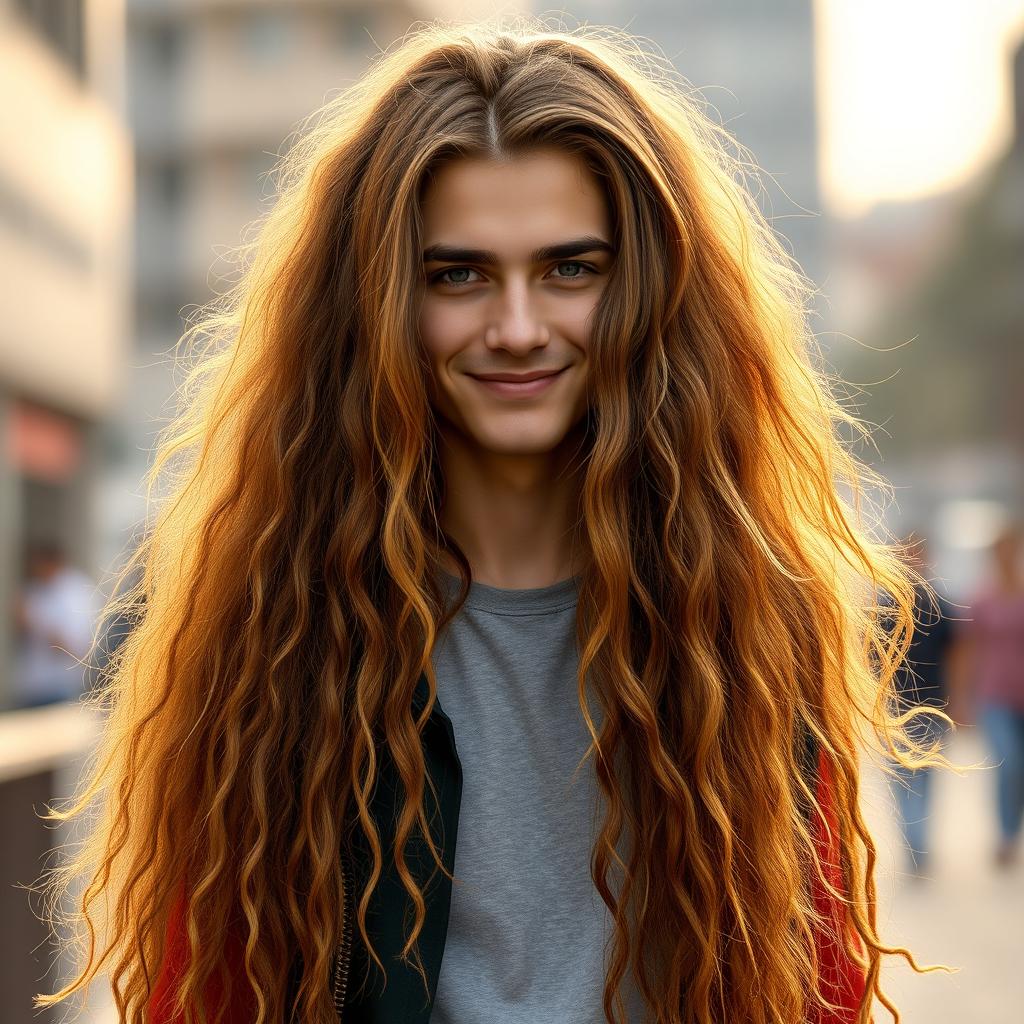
[34,15,954,1024]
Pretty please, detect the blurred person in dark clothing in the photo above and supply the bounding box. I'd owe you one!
[82,563,146,701]
[883,533,959,876]
[10,540,100,711]
[948,522,1024,868]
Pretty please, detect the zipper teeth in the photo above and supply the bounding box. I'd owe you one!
[331,852,354,1019]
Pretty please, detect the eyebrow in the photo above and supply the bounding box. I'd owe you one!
[422,235,615,265]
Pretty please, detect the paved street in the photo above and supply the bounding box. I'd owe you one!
[861,728,1024,1023]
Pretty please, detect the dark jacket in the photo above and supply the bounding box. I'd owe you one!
[895,584,958,707]
[879,584,959,741]
[151,671,864,1023]
[338,671,463,1022]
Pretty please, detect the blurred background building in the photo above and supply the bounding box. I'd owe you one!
[113,0,434,570]
[0,0,131,1017]
[831,36,1024,595]
[555,0,826,309]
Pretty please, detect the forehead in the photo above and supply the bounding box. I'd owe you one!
[419,148,610,249]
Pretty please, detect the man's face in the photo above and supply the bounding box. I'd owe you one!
[417,147,613,458]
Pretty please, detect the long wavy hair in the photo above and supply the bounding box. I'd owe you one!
[36,16,954,1024]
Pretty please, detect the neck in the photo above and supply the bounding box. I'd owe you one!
[436,426,591,590]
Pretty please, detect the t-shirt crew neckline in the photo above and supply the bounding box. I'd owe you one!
[438,569,581,615]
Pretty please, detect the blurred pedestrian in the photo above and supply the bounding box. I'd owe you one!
[82,562,146,702]
[10,540,100,711]
[948,522,1024,868]
[885,533,959,876]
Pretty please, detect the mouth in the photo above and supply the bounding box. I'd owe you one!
[467,366,569,397]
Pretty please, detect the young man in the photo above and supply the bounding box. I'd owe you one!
[41,22,920,1024]
[409,146,641,1021]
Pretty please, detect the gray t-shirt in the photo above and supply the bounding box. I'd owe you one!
[428,571,647,1024]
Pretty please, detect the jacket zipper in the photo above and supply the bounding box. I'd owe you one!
[331,849,354,1019]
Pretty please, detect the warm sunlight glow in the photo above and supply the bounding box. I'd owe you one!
[816,0,1024,217]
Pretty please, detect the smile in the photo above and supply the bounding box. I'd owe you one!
[468,367,569,398]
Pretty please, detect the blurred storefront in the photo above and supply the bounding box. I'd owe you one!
[0,0,132,709]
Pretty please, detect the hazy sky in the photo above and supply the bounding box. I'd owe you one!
[816,0,1024,217]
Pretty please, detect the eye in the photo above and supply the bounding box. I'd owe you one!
[431,266,483,287]
[549,260,594,280]
[428,260,598,289]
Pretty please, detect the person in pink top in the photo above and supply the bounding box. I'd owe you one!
[950,522,1024,867]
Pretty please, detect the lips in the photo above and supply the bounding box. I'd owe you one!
[468,366,569,398]
[470,368,566,382]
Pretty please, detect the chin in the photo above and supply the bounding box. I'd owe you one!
[471,427,572,456]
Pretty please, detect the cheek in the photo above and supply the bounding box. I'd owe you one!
[561,294,599,343]
[418,299,466,362]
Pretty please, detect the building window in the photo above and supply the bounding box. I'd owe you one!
[240,9,293,63]
[0,166,90,270]
[333,6,379,56]
[243,150,281,206]
[14,0,85,80]
[156,161,185,209]
[150,21,185,72]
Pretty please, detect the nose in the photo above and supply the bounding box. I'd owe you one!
[484,278,549,353]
